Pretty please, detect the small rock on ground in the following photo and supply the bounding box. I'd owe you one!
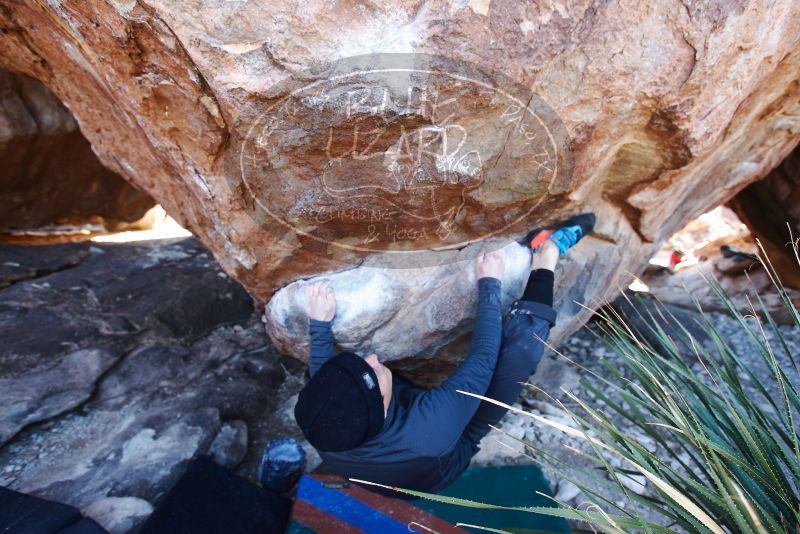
[83,496,153,534]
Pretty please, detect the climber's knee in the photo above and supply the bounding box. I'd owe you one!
[501,303,555,372]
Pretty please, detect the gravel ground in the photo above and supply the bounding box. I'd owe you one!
[470,308,800,528]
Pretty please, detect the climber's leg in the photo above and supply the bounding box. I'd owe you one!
[458,253,557,448]
[434,258,556,491]
[434,214,598,491]
[459,213,597,449]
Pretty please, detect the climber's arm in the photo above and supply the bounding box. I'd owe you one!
[309,319,336,376]
[409,253,505,455]
[306,281,337,377]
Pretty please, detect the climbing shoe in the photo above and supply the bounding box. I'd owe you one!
[521,213,596,255]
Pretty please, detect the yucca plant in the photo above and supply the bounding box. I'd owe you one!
[357,238,800,533]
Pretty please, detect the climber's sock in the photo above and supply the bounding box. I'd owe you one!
[522,268,554,307]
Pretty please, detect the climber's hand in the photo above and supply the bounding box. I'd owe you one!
[475,249,505,280]
[306,281,336,322]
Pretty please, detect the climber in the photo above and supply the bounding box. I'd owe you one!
[294,214,596,496]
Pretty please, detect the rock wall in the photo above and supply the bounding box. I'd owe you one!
[0,69,153,233]
[2,1,799,365]
[0,238,307,528]
[729,144,800,288]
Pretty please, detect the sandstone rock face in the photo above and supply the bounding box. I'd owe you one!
[0,69,154,233]
[729,143,800,288]
[266,239,602,366]
[2,1,799,366]
[266,241,529,361]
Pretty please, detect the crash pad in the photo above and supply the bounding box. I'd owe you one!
[289,465,570,533]
[411,465,571,533]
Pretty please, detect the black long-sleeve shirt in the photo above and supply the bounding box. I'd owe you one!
[307,277,503,493]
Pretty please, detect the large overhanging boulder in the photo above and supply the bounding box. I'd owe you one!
[2,1,799,369]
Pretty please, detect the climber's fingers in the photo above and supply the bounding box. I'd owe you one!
[475,247,505,279]
[306,281,324,302]
[305,282,315,302]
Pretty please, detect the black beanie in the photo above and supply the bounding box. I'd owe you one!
[294,352,385,452]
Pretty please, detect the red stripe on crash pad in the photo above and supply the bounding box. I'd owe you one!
[292,499,365,534]
[313,475,467,534]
